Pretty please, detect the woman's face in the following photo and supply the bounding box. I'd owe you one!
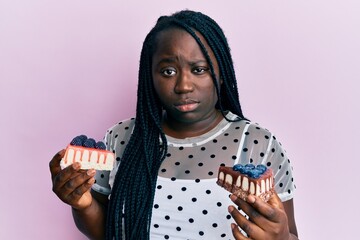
[151,28,221,126]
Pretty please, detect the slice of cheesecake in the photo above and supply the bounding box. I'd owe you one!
[217,164,274,202]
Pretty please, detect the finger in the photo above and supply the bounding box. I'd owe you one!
[67,177,95,204]
[230,194,255,216]
[59,169,96,197]
[246,193,283,223]
[228,205,258,238]
[267,191,285,211]
[230,194,247,206]
[53,161,81,188]
[230,194,271,233]
[49,149,66,180]
[231,223,248,240]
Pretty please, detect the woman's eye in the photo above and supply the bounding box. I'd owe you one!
[161,68,176,76]
[193,67,208,74]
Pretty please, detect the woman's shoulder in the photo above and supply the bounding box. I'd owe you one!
[104,117,136,142]
[106,117,136,133]
[227,114,283,150]
[228,112,273,136]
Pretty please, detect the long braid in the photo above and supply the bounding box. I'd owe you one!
[106,10,246,240]
[191,14,243,118]
[172,11,245,119]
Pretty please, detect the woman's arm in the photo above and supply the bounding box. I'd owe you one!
[283,199,298,238]
[50,150,109,240]
[72,190,108,240]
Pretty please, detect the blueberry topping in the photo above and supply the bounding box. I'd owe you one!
[256,164,267,173]
[233,164,244,172]
[95,141,106,150]
[77,135,87,142]
[70,137,83,146]
[70,135,88,146]
[242,164,255,174]
[244,163,255,169]
[242,168,251,175]
[232,163,267,178]
[233,164,248,174]
[248,169,263,179]
[83,138,96,148]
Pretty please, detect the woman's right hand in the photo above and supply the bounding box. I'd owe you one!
[49,149,96,210]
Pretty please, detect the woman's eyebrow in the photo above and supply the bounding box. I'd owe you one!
[188,60,208,65]
[157,57,176,63]
[155,57,207,66]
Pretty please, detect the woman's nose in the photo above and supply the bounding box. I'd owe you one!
[174,72,194,94]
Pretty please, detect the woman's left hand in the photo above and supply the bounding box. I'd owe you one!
[228,192,294,240]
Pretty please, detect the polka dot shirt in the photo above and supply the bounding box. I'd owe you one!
[92,112,296,239]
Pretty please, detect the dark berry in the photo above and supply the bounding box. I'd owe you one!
[248,169,262,179]
[70,135,88,146]
[233,164,244,172]
[256,164,267,173]
[95,141,106,150]
[244,163,255,169]
[70,137,83,146]
[77,135,87,142]
[240,167,249,174]
[83,138,96,148]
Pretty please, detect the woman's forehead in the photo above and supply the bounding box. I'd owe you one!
[155,28,197,47]
[155,28,196,45]
[153,28,216,61]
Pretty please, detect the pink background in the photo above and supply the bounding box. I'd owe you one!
[1,1,359,239]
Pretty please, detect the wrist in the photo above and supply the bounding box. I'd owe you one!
[72,199,94,214]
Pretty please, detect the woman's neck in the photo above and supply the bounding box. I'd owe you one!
[161,110,224,139]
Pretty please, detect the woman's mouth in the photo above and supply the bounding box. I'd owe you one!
[174,100,199,112]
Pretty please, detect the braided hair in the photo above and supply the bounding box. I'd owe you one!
[106,10,246,239]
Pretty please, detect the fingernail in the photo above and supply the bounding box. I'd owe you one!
[87,169,96,176]
[231,223,236,230]
[228,205,234,213]
[230,194,237,201]
[247,194,256,203]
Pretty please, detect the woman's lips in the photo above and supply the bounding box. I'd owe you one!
[174,99,199,112]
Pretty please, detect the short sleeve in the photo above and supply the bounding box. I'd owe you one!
[237,123,296,202]
[267,137,296,201]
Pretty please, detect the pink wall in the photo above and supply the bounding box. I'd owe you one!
[1,1,359,239]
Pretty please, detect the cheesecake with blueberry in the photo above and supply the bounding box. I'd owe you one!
[217,164,274,202]
[60,135,115,171]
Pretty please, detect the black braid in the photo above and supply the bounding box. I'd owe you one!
[106,10,247,240]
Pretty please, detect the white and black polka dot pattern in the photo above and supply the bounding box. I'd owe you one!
[92,112,296,238]
[150,177,236,239]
